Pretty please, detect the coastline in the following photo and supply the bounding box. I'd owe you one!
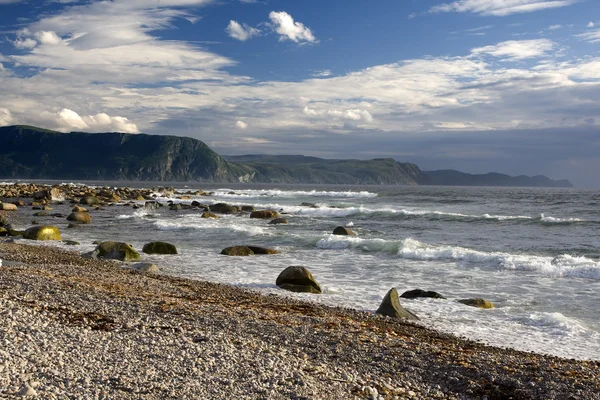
[1,240,599,399]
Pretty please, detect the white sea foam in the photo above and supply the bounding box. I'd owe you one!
[316,235,399,253]
[211,188,378,199]
[153,216,271,237]
[116,209,158,220]
[398,238,600,280]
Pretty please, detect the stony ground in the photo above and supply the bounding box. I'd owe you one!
[0,240,599,400]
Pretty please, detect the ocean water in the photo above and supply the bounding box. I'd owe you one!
[6,182,600,360]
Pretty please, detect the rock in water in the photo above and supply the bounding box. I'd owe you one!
[250,210,280,219]
[23,226,62,241]
[245,246,280,255]
[67,212,91,224]
[401,289,446,299]
[91,241,140,261]
[210,203,240,214]
[376,288,419,320]
[80,196,101,206]
[276,266,322,294]
[333,226,356,236]
[142,241,178,255]
[0,203,18,211]
[458,298,494,309]
[268,218,288,225]
[220,246,255,256]
[201,212,219,219]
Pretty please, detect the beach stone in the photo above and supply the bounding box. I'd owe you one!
[220,246,255,256]
[142,241,178,255]
[169,203,182,211]
[145,201,162,210]
[269,218,288,225]
[458,298,494,309]
[241,205,255,212]
[72,205,87,212]
[0,203,18,211]
[17,384,36,397]
[92,241,140,261]
[250,210,280,219]
[0,227,9,236]
[376,288,419,320]
[80,196,101,206]
[23,226,62,241]
[201,212,219,219]
[401,289,446,300]
[132,263,160,273]
[333,226,356,236]
[67,212,91,224]
[13,200,25,207]
[67,223,80,229]
[276,266,322,294]
[246,246,280,255]
[210,203,240,214]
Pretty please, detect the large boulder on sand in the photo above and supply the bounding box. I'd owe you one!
[458,298,494,309]
[91,241,140,261]
[276,266,322,294]
[142,241,178,255]
[250,210,280,219]
[376,288,419,320]
[401,289,446,300]
[67,212,91,224]
[23,226,62,241]
[333,226,356,236]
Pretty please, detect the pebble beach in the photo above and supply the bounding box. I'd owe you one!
[1,184,600,399]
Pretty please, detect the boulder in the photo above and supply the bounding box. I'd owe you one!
[0,203,18,211]
[201,212,219,219]
[80,196,101,206]
[269,218,288,225]
[142,241,178,255]
[67,212,91,224]
[72,205,87,212]
[210,203,240,214]
[333,226,356,236]
[376,288,419,320]
[241,205,255,212]
[23,226,62,241]
[458,298,494,309]
[91,241,140,261]
[131,263,160,273]
[0,227,9,237]
[401,289,446,300]
[276,266,322,294]
[169,204,182,211]
[250,210,280,219]
[246,246,280,255]
[145,201,162,210]
[220,246,255,256]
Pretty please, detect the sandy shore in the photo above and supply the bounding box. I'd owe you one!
[0,239,599,399]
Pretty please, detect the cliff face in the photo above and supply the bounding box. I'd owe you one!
[0,125,253,182]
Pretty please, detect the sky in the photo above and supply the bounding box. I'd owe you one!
[0,0,599,187]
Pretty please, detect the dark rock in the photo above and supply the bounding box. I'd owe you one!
[276,266,322,294]
[300,202,318,208]
[220,246,255,256]
[142,241,178,255]
[401,289,446,300]
[458,298,494,309]
[333,226,356,236]
[241,205,255,212]
[245,246,280,255]
[376,288,419,320]
[63,240,80,246]
[33,212,49,217]
[80,196,101,206]
[91,241,140,261]
[250,210,280,219]
[210,203,240,214]
[67,212,91,224]
[23,226,62,241]
[269,218,288,225]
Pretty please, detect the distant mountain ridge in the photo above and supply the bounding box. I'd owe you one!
[0,126,572,187]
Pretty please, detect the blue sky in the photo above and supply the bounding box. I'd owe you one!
[0,0,599,186]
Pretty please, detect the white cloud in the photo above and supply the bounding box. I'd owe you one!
[0,108,13,126]
[35,30,62,45]
[548,25,562,30]
[588,22,595,28]
[268,11,316,43]
[311,70,332,77]
[235,120,248,129]
[226,20,260,41]
[0,0,24,3]
[472,39,555,60]
[13,37,37,49]
[35,108,139,133]
[430,0,578,16]
[303,106,318,116]
[577,29,600,43]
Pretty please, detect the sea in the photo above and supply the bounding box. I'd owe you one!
[3,181,600,361]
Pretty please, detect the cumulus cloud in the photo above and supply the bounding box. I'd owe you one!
[35,30,62,45]
[588,22,595,28]
[13,37,37,49]
[226,20,260,41]
[36,109,139,133]
[430,0,578,16]
[471,39,555,60]
[235,120,248,129]
[268,11,316,43]
[0,108,13,126]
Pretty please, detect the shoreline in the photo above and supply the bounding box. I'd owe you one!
[1,240,599,399]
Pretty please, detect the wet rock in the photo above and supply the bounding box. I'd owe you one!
[401,289,446,300]
[276,266,322,294]
[269,218,288,225]
[67,212,91,224]
[63,240,80,246]
[250,210,280,219]
[80,196,101,206]
[376,288,419,320]
[333,226,356,236]
[210,203,240,214]
[458,298,494,309]
[241,205,255,212]
[23,226,62,241]
[142,241,178,255]
[90,241,140,261]
[0,203,18,211]
[220,246,255,256]
[245,246,280,255]
[201,212,219,219]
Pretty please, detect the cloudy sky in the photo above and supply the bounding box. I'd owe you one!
[0,0,599,186]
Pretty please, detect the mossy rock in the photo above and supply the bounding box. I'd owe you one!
[333,226,356,236]
[458,298,494,309]
[401,289,446,300]
[142,241,178,255]
[276,266,322,294]
[250,210,280,219]
[0,227,9,237]
[220,246,255,256]
[23,226,62,241]
[67,212,91,224]
[376,288,419,320]
[92,241,140,261]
